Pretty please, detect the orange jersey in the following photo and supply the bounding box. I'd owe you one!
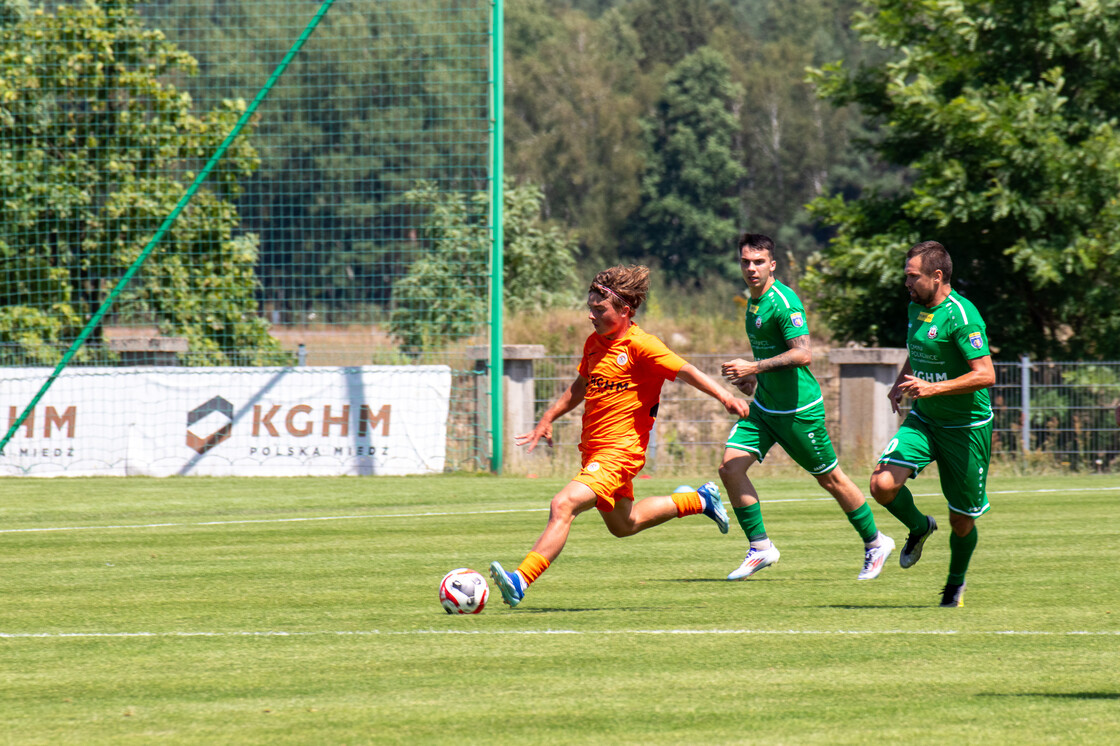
[577,323,686,455]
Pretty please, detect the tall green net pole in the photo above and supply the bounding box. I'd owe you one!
[489,0,505,474]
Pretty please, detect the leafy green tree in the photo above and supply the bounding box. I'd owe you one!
[722,0,885,263]
[627,47,746,285]
[508,0,883,278]
[137,1,491,320]
[505,1,646,264]
[388,185,487,356]
[0,0,282,365]
[0,0,27,25]
[804,0,1120,359]
[120,0,881,314]
[390,181,579,355]
[548,0,621,17]
[503,183,581,313]
[622,0,734,73]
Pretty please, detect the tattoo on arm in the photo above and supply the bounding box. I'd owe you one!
[756,336,810,374]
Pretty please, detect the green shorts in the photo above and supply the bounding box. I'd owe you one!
[725,402,838,475]
[878,412,992,518]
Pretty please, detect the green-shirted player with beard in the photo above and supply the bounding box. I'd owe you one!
[870,240,996,608]
[719,233,895,582]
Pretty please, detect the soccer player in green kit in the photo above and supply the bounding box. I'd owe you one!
[870,240,995,608]
[719,233,895,581]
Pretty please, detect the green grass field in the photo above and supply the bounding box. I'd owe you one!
[2,473,1118,744]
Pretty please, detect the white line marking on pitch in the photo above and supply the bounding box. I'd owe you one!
[0,628,1117,640]
[0,508,544,534]
[2,485,1118,535]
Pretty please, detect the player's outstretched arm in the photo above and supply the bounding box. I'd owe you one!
[515,375,587,453]
[677,363,750,419]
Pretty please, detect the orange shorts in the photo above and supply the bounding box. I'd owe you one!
[573,450,646,512]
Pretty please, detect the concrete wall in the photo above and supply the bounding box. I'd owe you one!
[829,348,909,464]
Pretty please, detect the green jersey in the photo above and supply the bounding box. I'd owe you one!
[745,280,822,414]
[906,289,992,427]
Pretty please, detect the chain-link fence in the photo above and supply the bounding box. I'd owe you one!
[520,353,1120,476]
[992,358,1120,471]
[524,351,838,476]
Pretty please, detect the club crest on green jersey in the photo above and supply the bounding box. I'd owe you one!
[927,324,938,339]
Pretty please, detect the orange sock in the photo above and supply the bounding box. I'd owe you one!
[672,491,703,518]
[516,551,551,586]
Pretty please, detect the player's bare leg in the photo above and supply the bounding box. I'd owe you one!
[948,513,976,537]
[599,493,680,537]
[719,448,762,509]
[598,481,727,537]
[817,466,894,578]
[719,448,780,579]
[490,481,597,608]
[490,480,725,607]
[815,467,864,513]
[869,463,909,506]
[871,464,937,568]
[529,481,600,560]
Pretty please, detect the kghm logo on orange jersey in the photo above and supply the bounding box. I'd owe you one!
[587,375,630,393]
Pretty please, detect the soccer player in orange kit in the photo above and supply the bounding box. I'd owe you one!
[489,265,751,608]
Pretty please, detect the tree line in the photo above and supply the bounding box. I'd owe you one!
[4,0,1120,361]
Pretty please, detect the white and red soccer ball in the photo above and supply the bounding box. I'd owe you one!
[439,567,489,615]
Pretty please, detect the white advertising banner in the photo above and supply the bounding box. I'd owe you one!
[0,366,452,477]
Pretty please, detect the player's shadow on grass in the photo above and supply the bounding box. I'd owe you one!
[820,603,932,610]
[654,577,833,584]
[977,692,1120,700]
[515,607,660,614]
[659,577,734,584]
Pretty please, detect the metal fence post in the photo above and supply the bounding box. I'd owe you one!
[1020,355,1031,454]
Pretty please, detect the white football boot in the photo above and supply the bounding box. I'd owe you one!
[858,534,895,580]
[727,543,780,581]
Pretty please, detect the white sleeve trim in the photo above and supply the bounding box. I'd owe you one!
[945,293,970,325]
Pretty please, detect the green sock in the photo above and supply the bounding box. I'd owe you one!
[947,526,978,585]
[845,502,879,544]
[733,503,767,542]
[884,485,927,534]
